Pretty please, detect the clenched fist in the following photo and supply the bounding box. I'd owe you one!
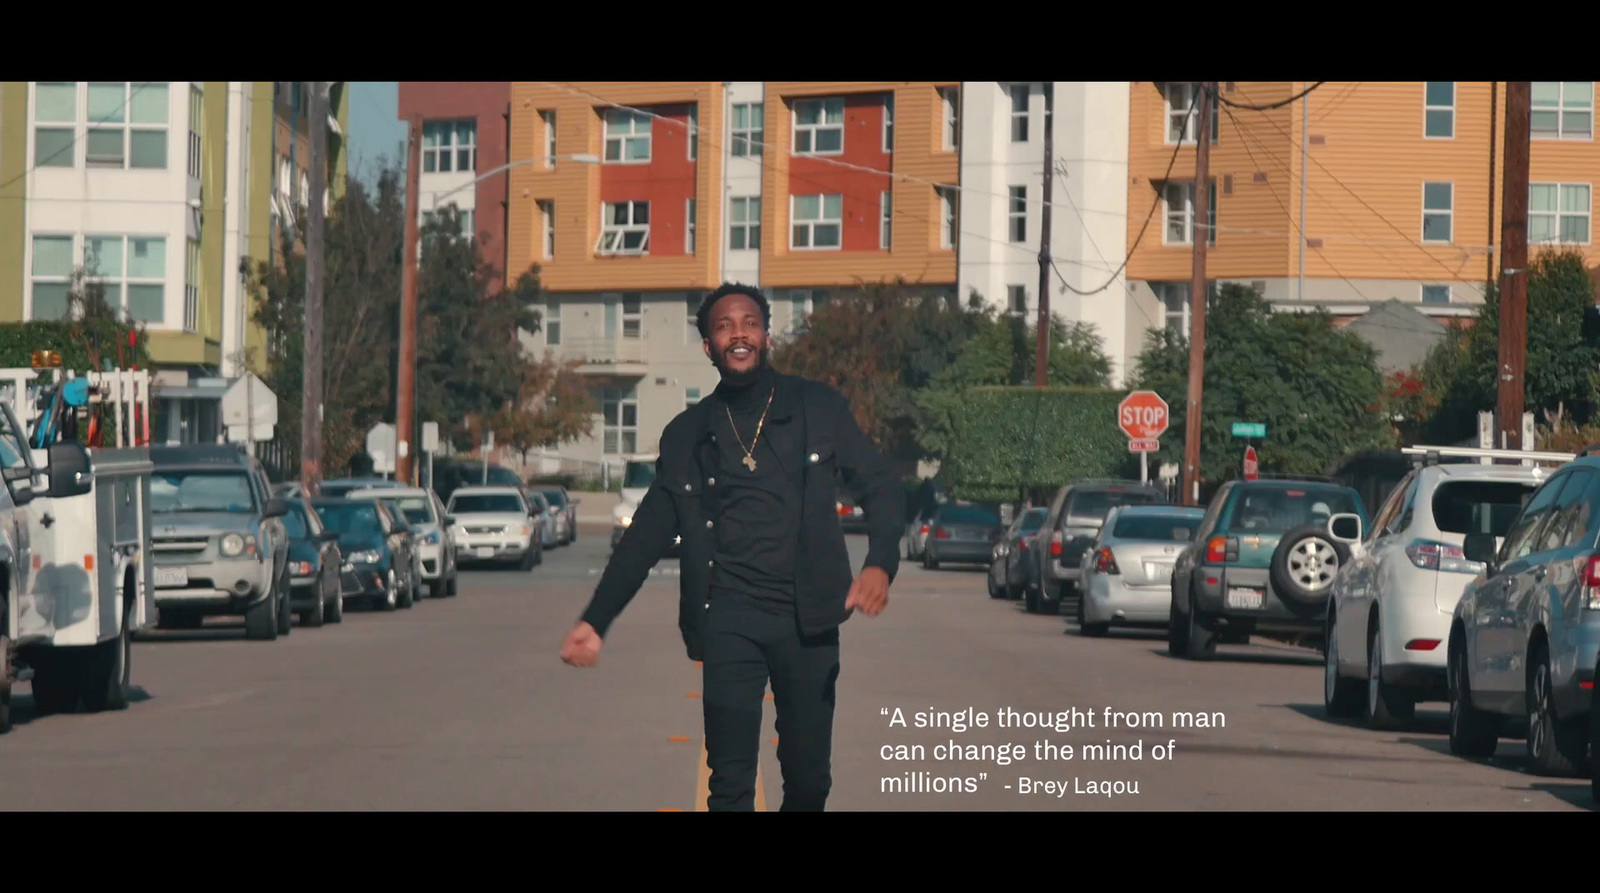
[561,621,603,667]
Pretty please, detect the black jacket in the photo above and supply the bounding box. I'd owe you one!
[580,371,904,661]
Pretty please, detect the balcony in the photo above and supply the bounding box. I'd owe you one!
[558,335,649,377]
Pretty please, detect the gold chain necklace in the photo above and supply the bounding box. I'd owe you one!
[725,388,775,471]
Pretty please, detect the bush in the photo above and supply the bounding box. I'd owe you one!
[936,386,1134,503]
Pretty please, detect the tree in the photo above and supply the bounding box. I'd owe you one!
[1131,283,1390,488]
[1418,248,1600,443]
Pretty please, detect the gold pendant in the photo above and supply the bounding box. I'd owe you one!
[743,454,757,471]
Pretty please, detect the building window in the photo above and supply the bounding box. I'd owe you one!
[882,94,894,152]
[1424,82,1454,138]
[422,120,475,173]
[85,234,166,323]
[597,200,650,254]
[601,387,638,455]
[1009,185,1026,242]
[1010,84,1029,142]
[540,110,556,167]
[1422,181,1452,242]
[538,200,554,258]
[1421,285,1451,305]
[731,102,763,156]
[1532,82,1593,140]
[29,235,73,320]
[686,198,696,254]
[686,387,701,407]
[793,97,844,155]
[1007,285,1026,314]
[85,82,169,170]
[1163,181,1217,246]
[938,186,957,249]
[789,289,830,333]
[687,107,698,161]
[184,238,199,331]
[1158,283,1191,334]
[880,191,891,249]
[603,109,652,162]
[1529,183,1591,244]
[791,194,842,249]
[940,86,959,151]
[729,196,761,250]
[33,82,76,168]
[621,293,642,338]
[545,301,561,345]
[1164,82,1219,144]
[186,85,203,179]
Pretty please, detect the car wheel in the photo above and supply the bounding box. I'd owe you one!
[1182,585,1214,660]
[1323,609,1363,718]
[1364,615,1412,728]
[1527,641,1587,776]
[1447,634,1499,758]
[1269,524,1350,608]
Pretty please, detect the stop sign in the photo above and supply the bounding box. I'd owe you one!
[1118,390,1170,440]
[1243,446,1259,481]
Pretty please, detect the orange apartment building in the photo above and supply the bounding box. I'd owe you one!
[506,81,958,469]
[1126,81,1598,363]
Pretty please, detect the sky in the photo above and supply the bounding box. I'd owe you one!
[345,82,405,183]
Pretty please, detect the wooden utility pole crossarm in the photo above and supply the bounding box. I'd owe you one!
[396,115,422,484]
[300,82,328,496]
[1497,82,1530,452]
[1181,82,1213,506]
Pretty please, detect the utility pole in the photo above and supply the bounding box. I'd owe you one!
[1487,81,1499,288]
[396,115,422,485]
[1034,83,1054,387]
[300,82,327,496]
[1181,82,1213,506]
[1497,82,1531,452]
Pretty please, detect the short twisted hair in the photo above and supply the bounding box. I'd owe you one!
[695,282,770,339]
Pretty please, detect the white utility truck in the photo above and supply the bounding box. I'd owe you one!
[0,350,155,733]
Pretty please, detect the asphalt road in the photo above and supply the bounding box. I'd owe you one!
[1,528,1593,811]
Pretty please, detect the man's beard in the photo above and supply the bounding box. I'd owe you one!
[711,342,769,387]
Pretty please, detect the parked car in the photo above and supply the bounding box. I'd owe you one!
[1076,504,1205,636]
[347,486,458,598]
[1448,449,1600,777]
[448,485,542,570]
[1324,453,1548,729]
[312,497,418,610]
[148,445,293,640]
[1028,480,1168,615]
[319,477,403,498]
[528,490,560,549]
[1168,476,1367,660]
[920,502,1004,569]
[836,490,869,534]
[988,506,1048,599]
[535,485,579,545]
[281,493,346,626]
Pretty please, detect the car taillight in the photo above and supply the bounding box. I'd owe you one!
[1584,555,1600,611]
[1405,540,1476,574]
[919,524,929,536]
[1095,547,1119,574]
[1050,530,1063,556]
[934,527,951,539]
[1205,536,1238,563]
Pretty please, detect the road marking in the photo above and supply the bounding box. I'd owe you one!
[695,742,766,812]
[686,692,701,699]
[669,735,690,742]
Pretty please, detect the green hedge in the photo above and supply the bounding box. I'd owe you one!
[937,386,1135,503]
[0,321,149,371]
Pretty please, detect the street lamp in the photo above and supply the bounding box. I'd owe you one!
[395,138,600,486]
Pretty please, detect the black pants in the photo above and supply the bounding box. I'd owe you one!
[701,590,840,811]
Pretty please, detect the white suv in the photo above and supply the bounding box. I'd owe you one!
[1324,450,1558,728]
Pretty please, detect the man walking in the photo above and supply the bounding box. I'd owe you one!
[560,283,904,811]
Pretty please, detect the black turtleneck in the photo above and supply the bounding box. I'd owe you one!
[707,362,801,611]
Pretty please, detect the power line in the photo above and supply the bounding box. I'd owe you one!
[0,82,161,192]
[1210,82,1326,111]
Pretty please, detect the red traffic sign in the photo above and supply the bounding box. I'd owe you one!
[1243,446,1259,481]
[1119,390,1170,440]
[1129,438,1159,453]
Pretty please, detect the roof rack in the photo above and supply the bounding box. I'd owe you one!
[1401,445,1576,465]
[1248,472,1340,484]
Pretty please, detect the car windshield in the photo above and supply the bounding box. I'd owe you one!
[941,505,1000,525]
[451,494,525,514]
[624,461,655,488]
[1067,489,1164,523]
[1229,487,1362,533]
[1431,480,1536,536]
[1017,508,1046,532]
[151,471,256,513]
[541,489,566,507]
[383,496,435,525]
[1113,513,1201,542]
[315,502,384,534]
[284,503,311,539]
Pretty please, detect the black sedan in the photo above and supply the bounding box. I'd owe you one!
[312,497,418,611]
[283,495,345,626]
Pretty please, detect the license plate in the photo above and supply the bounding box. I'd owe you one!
[1226,586,1264,610]
[1145,562,1173,578]
[475,546,495,558]
[154,566,188,588]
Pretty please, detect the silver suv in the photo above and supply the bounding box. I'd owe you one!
[149,445,291,640]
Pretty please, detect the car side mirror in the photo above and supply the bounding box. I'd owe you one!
[46,441,91,498]
[1462,532,1498,572]
[1327,513,1362,543]
[263,498,288,518]
[443,514,456,526]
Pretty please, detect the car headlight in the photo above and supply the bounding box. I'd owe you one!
[219,533,257,557]
[292,560,313,575]
[618,515,632,527]
[423,530,442,545]
[520,525,532,538]
[350,550,380,564]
